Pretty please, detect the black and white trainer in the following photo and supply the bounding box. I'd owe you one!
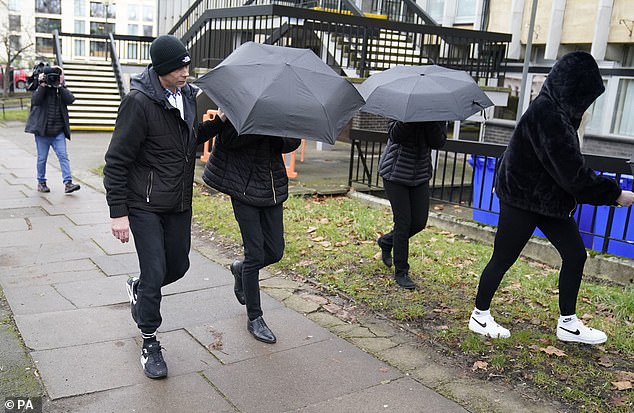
[141,340,168,379]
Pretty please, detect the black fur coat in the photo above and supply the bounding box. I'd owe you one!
[495,51,622,218]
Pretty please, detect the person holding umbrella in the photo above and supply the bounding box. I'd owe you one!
[468,51,634,344]
[201,112,301,344]
[376,121,447,289]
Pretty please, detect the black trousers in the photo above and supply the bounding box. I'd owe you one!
[475,202,586,316]
[231,198,284,321]
[381,180,430,275]
[129,208,192,335]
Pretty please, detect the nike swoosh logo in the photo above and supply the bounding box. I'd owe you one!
[559,326,581,335]
[471,317,487,328]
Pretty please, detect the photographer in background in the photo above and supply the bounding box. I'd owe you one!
[25,64,80,194]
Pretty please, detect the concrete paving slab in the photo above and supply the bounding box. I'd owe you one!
[44,372,235,413]
[32,329,221,400]
[0,259,103,288]
[61,223,112,241]
[202,338,402,412]
[0,227,70,247]
[3,284,77,315]
[90,234,138,255]
[15,305,138,350]
[64,211,112,225]
[294,377,468,413]
[53,274,129,308]
[0,197,48,210]
[162,261,232,294]
[187,306,334,364]
[0,240,103,267]
[91,252,139,276]
[0,206,48,220]
[0,217,30,232]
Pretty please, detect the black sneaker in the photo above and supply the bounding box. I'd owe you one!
[37,182,50,193]
[395,273,416,290]
[64,181,80,193]
[141,340,167,379]
[377,237,393,267]
[230,260,246,305]
[126,278,139,324]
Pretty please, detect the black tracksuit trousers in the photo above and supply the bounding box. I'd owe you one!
[129,207,192,336]
[231,198,285,321]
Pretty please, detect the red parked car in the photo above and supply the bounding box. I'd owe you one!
[0,66,29,90]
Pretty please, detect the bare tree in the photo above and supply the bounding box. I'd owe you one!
[1,1,34,97]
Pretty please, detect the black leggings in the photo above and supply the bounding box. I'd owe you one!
[382,180,430,275]
[475,202,587,316]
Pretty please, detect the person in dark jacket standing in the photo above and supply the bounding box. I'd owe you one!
[103,35,222,379]
[469,51,634,344]
[202,116,301,344]
[25,65,80,194]
[376,120,447,289]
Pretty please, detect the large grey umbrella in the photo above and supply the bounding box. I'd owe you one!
[194,42,364,144]
[359,65,493,122]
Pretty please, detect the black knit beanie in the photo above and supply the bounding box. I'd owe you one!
[150,35,191,76]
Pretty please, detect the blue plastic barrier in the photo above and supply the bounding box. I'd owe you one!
[591,173,634,259]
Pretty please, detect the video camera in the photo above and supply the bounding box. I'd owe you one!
[43,66,61,87]
[26,62,62,90]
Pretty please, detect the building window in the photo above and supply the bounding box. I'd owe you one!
[427,0,444,22]
[9,15,21,32]
[128,44,138,60]
[74,39,86,56]
[143,25,152,37]
[36,37,54,54]
[128,4,138,20]
[90,21,114,35]
[90,1,105,18]
[9,35,21,50]
[456,0,476,20]
[9,0,20,12]
[74,0,86,16]
[128,24,138,35]
[585,83,606,134]
[143,5,154,22]
[36,18,62,34]
[611,78,634,137]
[35,0,61,14]
[90,40,107,57]
[75,20,85,34]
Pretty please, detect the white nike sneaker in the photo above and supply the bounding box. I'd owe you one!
[556,316,607,345]
[468,309,511,338]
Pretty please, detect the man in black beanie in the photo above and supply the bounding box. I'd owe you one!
[104,35,223,379]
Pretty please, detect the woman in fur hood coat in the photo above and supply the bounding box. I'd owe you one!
[468,51,634,345]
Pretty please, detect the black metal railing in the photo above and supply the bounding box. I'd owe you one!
[177,5,509,80]
[56,32,153,65]
[349,129,634,259]
[107,33,127,98]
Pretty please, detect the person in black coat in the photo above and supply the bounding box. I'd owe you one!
[469,51,634,344]
[201,113,301,344]
[104,35,222,379]
[24,65,80,194]
[377,120,447,289]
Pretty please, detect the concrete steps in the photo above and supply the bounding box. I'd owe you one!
[64,61,121,131]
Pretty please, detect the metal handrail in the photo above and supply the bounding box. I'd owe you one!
[52,30,64,68]
[107,33,127,98]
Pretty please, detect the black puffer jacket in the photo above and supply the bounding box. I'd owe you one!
[25,84,74,139]
[103,66,220,218]
[378,120,447,186]
[202,120,301,207]
[495,51,622,218]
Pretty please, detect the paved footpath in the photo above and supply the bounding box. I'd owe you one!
[0,125,471,413]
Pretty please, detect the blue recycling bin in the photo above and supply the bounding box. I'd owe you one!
[591,173,634,259]
[468,155,594,248]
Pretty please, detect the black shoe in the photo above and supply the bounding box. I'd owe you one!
[37,182,50,193]
[377,237,393,267]
[395,273,416,290]
[230,260,246,305]
[126,278,139,324]
[141,340,168,379]
[247,316,277,344]
[64,181,80,193]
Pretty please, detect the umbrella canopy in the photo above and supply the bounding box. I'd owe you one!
[358,65,494,122]
[194,42,364,144]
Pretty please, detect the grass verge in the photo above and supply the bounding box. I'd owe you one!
[192,186,634,412]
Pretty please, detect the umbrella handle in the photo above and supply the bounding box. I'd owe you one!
[473,101,489,120]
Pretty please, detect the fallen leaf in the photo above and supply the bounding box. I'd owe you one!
[300,293,329,305]
[335,241,349,247]
[312,236,325,242]
[608,396,628,406]
[540,346,567,357]
[319,218,329,224]
[598,356,614,368]
[611,381,632,391]
[319,241,332,248]
[472,360,488,371]
[616,371,634,381]
[306,226,318,234]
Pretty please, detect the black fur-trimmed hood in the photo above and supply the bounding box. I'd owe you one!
[495,52,621,218]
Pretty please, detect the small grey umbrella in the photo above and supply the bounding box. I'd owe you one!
[359,65,494,122]
[194,42,364,144]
